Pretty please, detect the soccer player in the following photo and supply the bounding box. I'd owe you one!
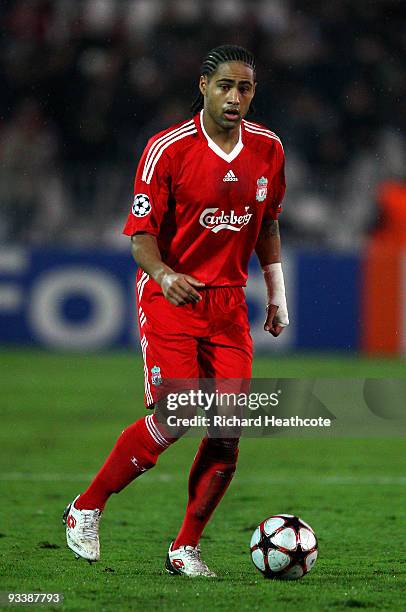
[63,45,289,577]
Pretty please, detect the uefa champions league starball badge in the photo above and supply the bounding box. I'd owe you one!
[132,193,151,217]
[256,176,268,202]
[151,365,162,386]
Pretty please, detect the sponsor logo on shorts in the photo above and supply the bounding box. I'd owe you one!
[199,207,253,233]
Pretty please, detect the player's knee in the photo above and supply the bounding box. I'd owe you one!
[154,401,197,439]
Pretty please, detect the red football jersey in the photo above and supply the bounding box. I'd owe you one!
[123,111,285,287]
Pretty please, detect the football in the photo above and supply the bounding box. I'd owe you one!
[250,514,318,579]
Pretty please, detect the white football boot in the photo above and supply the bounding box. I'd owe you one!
[166,541,216,577]
[62,495,101,562]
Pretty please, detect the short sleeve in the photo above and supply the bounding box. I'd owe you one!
[264,140,286,220]
[122,138,171,237]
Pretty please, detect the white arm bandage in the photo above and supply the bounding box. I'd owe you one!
[262,263,289,327]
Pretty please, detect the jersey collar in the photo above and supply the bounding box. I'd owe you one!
[199,110,244,163]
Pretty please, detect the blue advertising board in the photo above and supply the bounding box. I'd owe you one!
[0,248,360,351]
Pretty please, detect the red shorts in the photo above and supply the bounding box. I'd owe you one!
[136,271,253,407]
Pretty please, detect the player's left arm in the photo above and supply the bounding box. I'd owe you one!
[255,137,288,337]
[255,217,289,337]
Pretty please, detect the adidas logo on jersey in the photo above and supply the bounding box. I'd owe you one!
[223,170,238,182]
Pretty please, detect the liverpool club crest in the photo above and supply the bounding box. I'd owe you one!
[256,176,268,202]
[151,365,162,386]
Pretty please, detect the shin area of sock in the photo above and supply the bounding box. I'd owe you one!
[76,414,173,510]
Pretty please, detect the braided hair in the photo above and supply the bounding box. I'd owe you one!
[191,44,256,115]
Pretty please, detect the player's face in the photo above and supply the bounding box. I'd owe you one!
[199,61,256,130]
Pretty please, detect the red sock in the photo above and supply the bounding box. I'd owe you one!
[76,414,173,511]
[173,437,239,549]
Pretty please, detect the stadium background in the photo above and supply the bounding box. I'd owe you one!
[0,0,405,353]
[1,2,405,610]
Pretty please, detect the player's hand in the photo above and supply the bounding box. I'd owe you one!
[160,272,205,306]
[264,304,284,337]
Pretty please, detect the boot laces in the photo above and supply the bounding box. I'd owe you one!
[80,509,101,541]
[182,545,210,572]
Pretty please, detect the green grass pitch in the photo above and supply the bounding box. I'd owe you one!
[1,351,405,611]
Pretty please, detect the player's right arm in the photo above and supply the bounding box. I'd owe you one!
[123,136,204,306]
[130,233,204,306]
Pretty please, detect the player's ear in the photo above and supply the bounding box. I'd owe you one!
[199,75,207,96]
[252,81,257,98]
